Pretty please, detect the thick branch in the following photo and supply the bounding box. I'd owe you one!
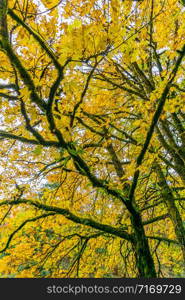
[0,212,57,253]
[0,199,133,242]
[143,213,169,226]
[129,44,185,202]
[0,130,60,147]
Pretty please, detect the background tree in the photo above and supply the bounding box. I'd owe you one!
[0,0,185,278]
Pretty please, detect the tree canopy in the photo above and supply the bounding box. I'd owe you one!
[0,0,185,278]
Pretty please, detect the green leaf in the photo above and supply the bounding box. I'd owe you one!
[95,247,107,254]
[0,252,10,259]
[44,182,61,189]
[33,145,42,156]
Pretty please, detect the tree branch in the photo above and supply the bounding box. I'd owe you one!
[0,130,60,147]
[129,44,185,203]
[0,212,57,253]
[0,199,133,242]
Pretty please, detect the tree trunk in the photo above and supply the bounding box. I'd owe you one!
[106,142,157,277]
[155,163,185,264]
[131,211,157,278]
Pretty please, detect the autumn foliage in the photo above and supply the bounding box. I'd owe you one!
[0,0,185,278]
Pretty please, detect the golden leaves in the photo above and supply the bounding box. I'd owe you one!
[0,0,185,279]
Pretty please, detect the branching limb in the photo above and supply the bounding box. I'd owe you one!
[0,199,133,242]
[0,212,57,253]
[0,130,60,147]
[70,58,103,127]
[147,236,180,245]
[129,44,185,203]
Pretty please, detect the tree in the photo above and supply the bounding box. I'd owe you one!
[0,0,185,278]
